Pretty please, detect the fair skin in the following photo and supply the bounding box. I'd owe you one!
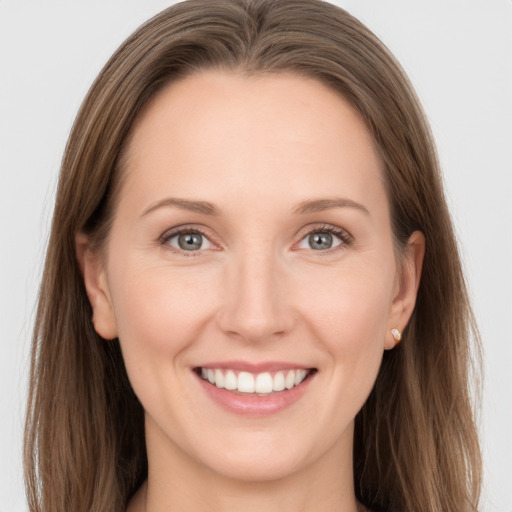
[77,71,424,512]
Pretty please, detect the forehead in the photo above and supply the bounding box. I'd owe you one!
[120,70,386,217]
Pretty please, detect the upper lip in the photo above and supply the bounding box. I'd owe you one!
[195,361,314,373]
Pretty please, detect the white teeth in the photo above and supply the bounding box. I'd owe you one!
[295,369,307,385]
[285,370,295,389]
[237,372,255,393]
[199,367,311,394]
[255,372,273,393]
[214,369,224,389]
[273,371,285,391]
[224,370,237,390]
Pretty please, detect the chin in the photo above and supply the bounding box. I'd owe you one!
[184,421,350,484]
[201,447,307,483]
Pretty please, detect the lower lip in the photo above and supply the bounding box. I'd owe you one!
[195,372,314,417]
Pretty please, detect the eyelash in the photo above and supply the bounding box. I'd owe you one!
[158,224,353,257]
[158,226,215,257]
[298,224,354,255]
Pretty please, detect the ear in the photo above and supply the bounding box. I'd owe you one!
[385,230,425,350]
[75,233,118,340]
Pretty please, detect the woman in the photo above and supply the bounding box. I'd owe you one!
[24,1,482,511]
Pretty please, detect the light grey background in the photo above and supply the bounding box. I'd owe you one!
[1,1,511,511]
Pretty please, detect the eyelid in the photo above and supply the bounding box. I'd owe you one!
[294,223,354,253]
[158,225,221,256]
[158,222,353,256]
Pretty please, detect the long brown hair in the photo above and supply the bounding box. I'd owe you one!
[24,1,482,511]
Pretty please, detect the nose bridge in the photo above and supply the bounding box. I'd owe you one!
[217,242,294,342]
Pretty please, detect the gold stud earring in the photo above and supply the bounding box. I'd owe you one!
[391,328,402,341]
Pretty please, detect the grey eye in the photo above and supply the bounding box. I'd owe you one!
[308,232,333,250]
[168,232,212,251]
[297,230,343,251]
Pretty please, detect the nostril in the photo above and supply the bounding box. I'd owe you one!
[214,276,296,342]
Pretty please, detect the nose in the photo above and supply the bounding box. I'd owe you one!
[216,248,296,343]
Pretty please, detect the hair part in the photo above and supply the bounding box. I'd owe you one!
[25,1,482,511]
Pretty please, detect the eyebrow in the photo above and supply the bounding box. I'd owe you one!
[292,197,370,216]
[141,196,369,217]
[141,197,219,217]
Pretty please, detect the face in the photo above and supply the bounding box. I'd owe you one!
[80,71,422,483]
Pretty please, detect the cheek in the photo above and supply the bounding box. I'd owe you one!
[108,259,220,364]
[303,261,393,340]
[297,259,394,389]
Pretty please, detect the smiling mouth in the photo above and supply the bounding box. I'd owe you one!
[194,367,317,395]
